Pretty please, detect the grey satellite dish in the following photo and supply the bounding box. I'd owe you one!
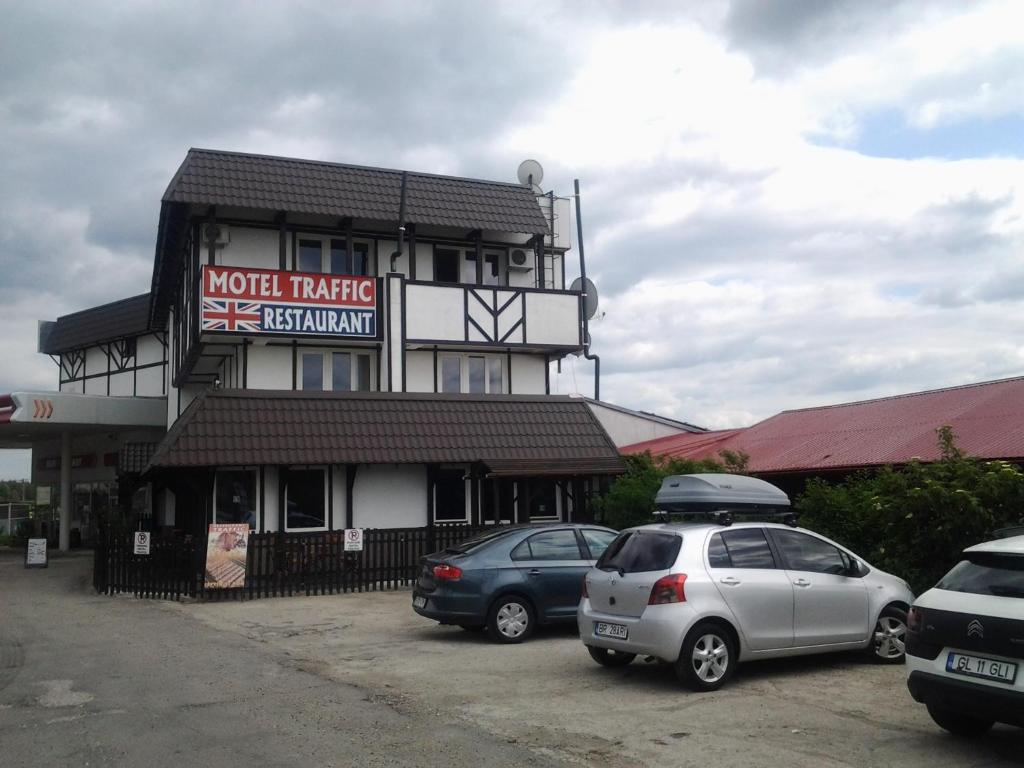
[517,159,544,188]
[570,276,599,320]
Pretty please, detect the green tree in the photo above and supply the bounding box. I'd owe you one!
[594,450,749,530]
[796,426,1024,592]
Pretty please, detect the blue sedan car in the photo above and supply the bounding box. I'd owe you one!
[412,524,618,643]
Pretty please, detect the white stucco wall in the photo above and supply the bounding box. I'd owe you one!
[586,401,692,447]
[405,350,434,393]
[352,464,427,528]
[510,354,547,395]
[246,344,292,389]
[217,226,280,270]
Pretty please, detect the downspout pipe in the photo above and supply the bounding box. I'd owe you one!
[574,178,600,401]
[390,172,408,272]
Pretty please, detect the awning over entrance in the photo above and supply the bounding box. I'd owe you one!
[147,389,626,476]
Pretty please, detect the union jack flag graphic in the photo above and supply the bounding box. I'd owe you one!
[201,299,262,332]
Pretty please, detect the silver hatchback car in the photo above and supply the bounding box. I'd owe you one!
[579,521,915,690]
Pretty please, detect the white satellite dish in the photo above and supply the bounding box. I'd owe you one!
[517,159,544,188]
[570,276,599,321]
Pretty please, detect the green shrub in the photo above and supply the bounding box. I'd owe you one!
[796,427,1024,593]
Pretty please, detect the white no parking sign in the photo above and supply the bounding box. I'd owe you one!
[344,528,364,552]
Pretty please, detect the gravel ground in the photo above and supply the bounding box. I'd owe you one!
[180,588,1023,768]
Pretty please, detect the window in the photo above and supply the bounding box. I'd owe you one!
[936,554,1024,598]
[434,469,467,522]
[435,249,460,283]
[301,353,324,391]
[214,469,257,528]
[480,478,515,524]
[527,479,558,519]
[582,529,617,559]
[596,531,682,574]
[285,468,326,530]
[715,529,777,569]
[772,530,847,575]
[299,236,371,275]
[707,533,731,568]
[302,350,374,391]
[511,530,583,561]
[438,355,504,394]
[483,253,503,286]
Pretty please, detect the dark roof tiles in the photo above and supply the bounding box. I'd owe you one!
[164,149,549,234]
[41,294,156,354]
[149,390,624,474]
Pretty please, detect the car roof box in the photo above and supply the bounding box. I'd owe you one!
[655,473,791,512]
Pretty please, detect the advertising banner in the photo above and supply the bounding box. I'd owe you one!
[200,265,378,338]
[204,523,250,590]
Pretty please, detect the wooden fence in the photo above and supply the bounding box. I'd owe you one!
[93,524,501,601]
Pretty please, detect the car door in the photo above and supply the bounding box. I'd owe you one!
[768,529,871,646]
[707,528,795,651]
[511,529,590,620]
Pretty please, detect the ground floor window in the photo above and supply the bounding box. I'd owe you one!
[480,478,515,524]
[214,469,257,528]
[434,468,467,522]
[285,468,326,531]
[438,354,505,394]
[527,479,558,520]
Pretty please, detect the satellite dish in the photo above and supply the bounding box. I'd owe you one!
[517,159,544,188]
[530,182,544,195]
[570,276,599,320]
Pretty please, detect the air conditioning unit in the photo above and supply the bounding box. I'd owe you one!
[508,248,532,271]
[201,223,230,246]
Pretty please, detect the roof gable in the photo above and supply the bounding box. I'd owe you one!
[41,293,156,354]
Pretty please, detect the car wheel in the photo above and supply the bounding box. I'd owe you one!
[587,646,636,667]
[675,622,736,692]
[871,605,908,664]
[487,596,535,644]
[926,705,994,737]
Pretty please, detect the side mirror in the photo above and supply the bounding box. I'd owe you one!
[846,559,864,578]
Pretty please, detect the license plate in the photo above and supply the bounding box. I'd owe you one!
[413,595,427,609]
[946,651,1017,684]
[595,622,628,640]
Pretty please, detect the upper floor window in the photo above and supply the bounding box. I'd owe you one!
[434,247,505,286]
[301,350,374,391]
[439,354,505,394]
[298,236,370,276]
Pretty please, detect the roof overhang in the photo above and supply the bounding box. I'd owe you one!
[0,392,166,448]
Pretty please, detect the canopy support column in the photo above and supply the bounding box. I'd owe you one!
[59,430,71,552]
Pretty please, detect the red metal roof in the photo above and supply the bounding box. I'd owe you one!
[622,377,1024,474]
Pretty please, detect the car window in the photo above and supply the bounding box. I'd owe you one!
[772,530,847,575]
[596,531,682,574]
[510,530,583,561]
[446,527,518,554]
[581,529,617,559]
[717,529,778,569]
[936,554,1024,598]
[707,533,731,568]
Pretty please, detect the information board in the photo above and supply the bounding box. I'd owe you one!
[344,528,364,552]
[25,538,48,568]
[133,531,151,555]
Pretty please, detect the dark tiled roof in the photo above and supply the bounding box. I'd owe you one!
[623,376,1024,472]
[148,390,625,475]
[164,149,550,234]
[41,294,156,354]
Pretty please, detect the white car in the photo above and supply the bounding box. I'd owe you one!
[906,535,1024,736]
[578,520,915,690]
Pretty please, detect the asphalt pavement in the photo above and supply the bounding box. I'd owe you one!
[0,550,564,768]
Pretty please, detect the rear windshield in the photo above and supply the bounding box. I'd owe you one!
[445,528,518,554]
[596,531,682,574]
[936,554,1024,598]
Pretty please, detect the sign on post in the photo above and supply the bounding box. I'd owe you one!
[35,486,51,505]
[25,538,48,568]
[344,528,364,552]
[133,531,151,556]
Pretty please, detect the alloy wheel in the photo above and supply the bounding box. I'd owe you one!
[691,633,729,683]
[874,616,906,660]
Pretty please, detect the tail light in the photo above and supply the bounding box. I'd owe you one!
[582,576,589,598]
[433,564,463,581]
[907,606,922,632]
[649,573,687,605]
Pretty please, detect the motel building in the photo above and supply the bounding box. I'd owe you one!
[1,149,697,550]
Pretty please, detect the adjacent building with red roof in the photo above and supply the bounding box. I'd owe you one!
[623,376,1024,493]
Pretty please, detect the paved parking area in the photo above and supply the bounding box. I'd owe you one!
[180,589,1023,768]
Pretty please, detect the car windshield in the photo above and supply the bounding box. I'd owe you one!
[935,553,1024,598]
[596,531,682,574]
[444,528,519,554]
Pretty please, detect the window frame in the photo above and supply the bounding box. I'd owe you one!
[300,349,376,392]
[283,466,328,532]
[437,354,506,395]
[768,529,850,575]
[213,467,260,529]
[296,234,372,276]
[433,467,469,523]
[708,528,779,570]
[510,529,585,562]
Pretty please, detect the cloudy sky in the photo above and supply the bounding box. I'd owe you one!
[1,0,1023,478]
